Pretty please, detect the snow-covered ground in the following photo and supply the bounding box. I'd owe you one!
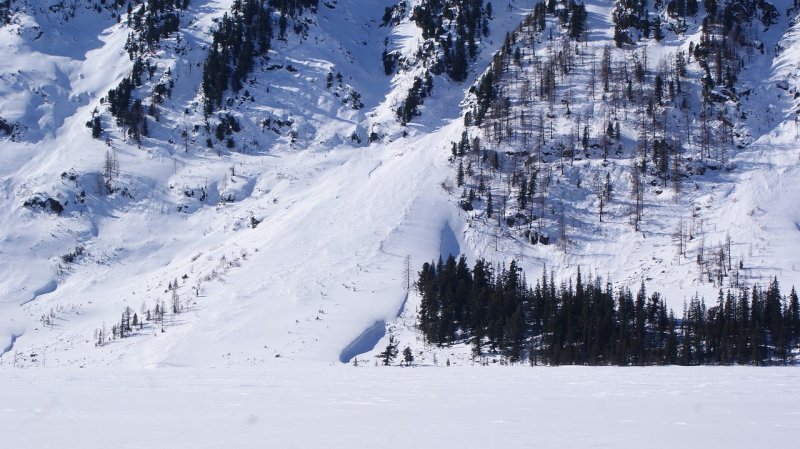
[0,366,797,448]
[0,0,528,368]
[0,3,798,444]
[0,1,798,369]
[450,0,800,301]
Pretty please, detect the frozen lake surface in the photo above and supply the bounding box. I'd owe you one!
[1,366,797,448]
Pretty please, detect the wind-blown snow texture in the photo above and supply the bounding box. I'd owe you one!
[0,0,798,369]
[1,366,798,449]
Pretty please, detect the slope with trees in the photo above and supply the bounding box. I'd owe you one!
[447,0,783,290]
[416,255,800,365]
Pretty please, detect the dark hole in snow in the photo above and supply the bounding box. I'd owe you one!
[339,320,385,363]
[1,334,20,358]
[440,223,460,260]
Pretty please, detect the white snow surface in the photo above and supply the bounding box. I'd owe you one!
[0,0,526,367]
[0,0,798,368]
[0,3,798,446]
[0,366,798,448]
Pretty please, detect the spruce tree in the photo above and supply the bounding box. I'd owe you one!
[402,346,414,366]
[380,335,399,366]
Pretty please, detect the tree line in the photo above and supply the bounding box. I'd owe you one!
[417,255,800,365]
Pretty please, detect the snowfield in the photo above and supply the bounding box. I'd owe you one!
[0,366,798,448]
[0,0,526,368]
[0,1,798,369]
[0,1,798,446]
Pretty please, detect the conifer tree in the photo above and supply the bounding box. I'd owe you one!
[402,346,414,366]
[380,335,399,366]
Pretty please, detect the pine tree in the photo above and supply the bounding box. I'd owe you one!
[171,288,181,314]
[380,335,399,366]
[91,116,102,138]
[506,304,526,362]
[517,177,528,210]
[402,346,414,366]
[788,287,799,346]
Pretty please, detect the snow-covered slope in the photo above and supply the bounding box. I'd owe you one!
[0,0,798,367]
[0,0,523,366]
[446,0,800,299]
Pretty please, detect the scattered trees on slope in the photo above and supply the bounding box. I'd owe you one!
[202,0,275,115]
[450,0,768,263]
[1,0,14,25]
[411,0,491,81]
[100,1,187,143]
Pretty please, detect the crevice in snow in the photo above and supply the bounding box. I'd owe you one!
[1,333,20,358]
[338,320,386,363]
[20,279,57,306]
[439,222,460,260]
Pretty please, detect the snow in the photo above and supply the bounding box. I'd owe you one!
[339,319,386,363]
[0,1,797,369]
[0,2,796,444]
[0,0,515,368]
[439,221,461,260]
[0,366,798,448]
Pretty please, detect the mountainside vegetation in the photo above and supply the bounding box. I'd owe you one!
[0,0,798,367]
[417,255,800,365]
[447,0,788,293]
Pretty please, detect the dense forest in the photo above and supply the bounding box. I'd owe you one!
[417,255,800,365]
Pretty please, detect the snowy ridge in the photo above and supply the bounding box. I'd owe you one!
[0,0,798,367]
[448,1,800,298]
[0,0,521,367]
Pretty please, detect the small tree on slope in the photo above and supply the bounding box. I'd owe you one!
[379,335,399,366]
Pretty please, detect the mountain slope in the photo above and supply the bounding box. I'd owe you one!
[0,0,798,367]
